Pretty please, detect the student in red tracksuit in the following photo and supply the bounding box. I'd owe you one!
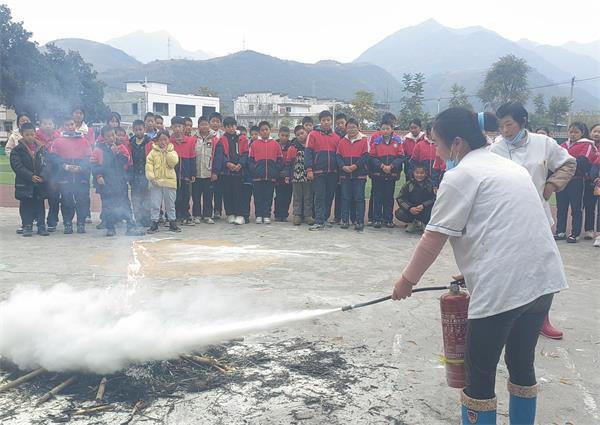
[170,116,197,225]
[249,121,283,224]
[403,118,426,180]
[410,122,445,189]
[370,119,404,228]
[305,110,341,230]
[583,123,600,240]
[336,118,369,231]
[555,122,598,242]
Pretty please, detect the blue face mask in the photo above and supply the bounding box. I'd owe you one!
[445,144,458,170]
[505,128,526,146]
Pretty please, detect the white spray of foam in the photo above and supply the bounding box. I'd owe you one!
[0,284,337,374]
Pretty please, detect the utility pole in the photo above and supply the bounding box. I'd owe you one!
[567,76,575,127]
[167,37,171,60]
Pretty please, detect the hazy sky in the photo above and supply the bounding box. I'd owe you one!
[7,0,599,63]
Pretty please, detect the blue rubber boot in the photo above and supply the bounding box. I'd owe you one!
[461,390,497,424]
[508,381,537,425]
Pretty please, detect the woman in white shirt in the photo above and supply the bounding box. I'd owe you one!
[392,108,568,425]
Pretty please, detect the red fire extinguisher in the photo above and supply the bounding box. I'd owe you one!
[440,281,470,388]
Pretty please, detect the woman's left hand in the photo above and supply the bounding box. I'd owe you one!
[392,276,414,300]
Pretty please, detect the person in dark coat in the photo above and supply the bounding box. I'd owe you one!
[395,163,436,233]
[9,123,50,237]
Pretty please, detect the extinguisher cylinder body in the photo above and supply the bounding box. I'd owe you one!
[440,285,470,388]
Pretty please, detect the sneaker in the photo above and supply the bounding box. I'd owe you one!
[37,226,49,236]
[553,233,566,240]
[374,221,382,229]
[276,217,288,222]
[184,218,195,226]
[106,228,116,237]
[77,224,86,234]
[309,223,324,231]
[255,217,263,224]
[584,230,594,240]
[367,221,373,227]
[22,225,33,237]
[64,223,73,234]
[96,222,106,230]
[385,222,395,228]
[567,235,577,243]
[204,217,215,224]
[47,226,56,233]
[85,217,93,224]
[340,221,349,229]
[405,222,417,234]
[234,216,245,225]
[193,217,202,224]
[263,217,271,224]
[214,211,222,220]
[305,217,315,225]
[325,222,333,228]
[169,221,182,232]
[163,220,171,227]
[227,215,236,224]
[293,216,302,226]
[594,236,600,247]
[355,223,364,232]
[16,227,23,234]
[147,222,159,233]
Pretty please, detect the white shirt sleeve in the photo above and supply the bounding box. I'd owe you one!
[545,136,573,171]
[426,171,478,237]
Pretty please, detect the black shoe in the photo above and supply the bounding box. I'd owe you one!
[158,216,165,224]
[309,223,325,231]
[85,217,93,224]
[37,226,49,236]
[244,217,250,224]
[163,220,171,227]
[355,223,364,232]
[77,224,86,234]
[147,222,159,233]
[340,221,349,229]
[47,226,56,233]
[106,228,116,237]
[567,235,577,243]
[22,225,33,237]
[169,221,182,232]
[385,222,395,228]
[64,224,73,234]
[553,233,566,241]
[374,221,382,229]
[126,226,146,236]
[96,222,106,230]
[334,219,341,225]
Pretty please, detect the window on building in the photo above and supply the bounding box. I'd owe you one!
[4,122,13,132]
[286,106,292,113]
[258,104,262,111]
[132,103,138,115]
[153,102,169,115]
[176,104,196,117]
[201,106,216,117]
[249,105,254,111]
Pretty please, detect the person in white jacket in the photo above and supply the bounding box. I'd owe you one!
[4,113,31,157]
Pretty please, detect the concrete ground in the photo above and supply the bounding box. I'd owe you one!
[0,206,598,425]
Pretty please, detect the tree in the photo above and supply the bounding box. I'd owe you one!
[533,94,546,116]
[478,55,530,110]
[351,89,376,125]
[0,5,108,122]
[197,86,218,97]
[547,96,570,129]
[398,73,427,128]
[448,84,473,110]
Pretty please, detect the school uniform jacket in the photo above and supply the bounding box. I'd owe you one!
[35,129,60,146]
[369,134,405,179]
[410,138,445,186]
[248,138,283,182]
[336,133,370,180]
[213,133,249,176]
[402,131,425,158]
[48,132,92,185]
[277,140,291,183]
[305,128,340,175]
[170,135,197,181]
[560,138,598,177]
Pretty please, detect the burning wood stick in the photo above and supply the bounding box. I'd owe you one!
[72,404,114,416]
[181,354,233,373]
[95,377,107,402]
[120,400,144,425]
[0,368,46,393]
[36,376,77,406]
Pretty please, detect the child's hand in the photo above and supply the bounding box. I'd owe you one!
[307,170,314,181]
[97,176,105,186]
[542,183,554,200]
[409,207,420,215]
[226,162,236,171]
[32,175,43,183]
[190,176,196,183]
[342,166,352,173]
[433,187,438,195]
[285,177,290,184]
[110,144,119,153]
[151,179,159,186]
[211,174,218,182]
[416,204,424,211]
[235,164,242,172]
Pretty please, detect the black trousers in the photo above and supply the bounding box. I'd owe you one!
[313,173,337,225]
[395,206,432,224]
[368,186,374,222]
[46,186,60,227]
[100,192,119,230]
[341,179,365,224]
[333,182,342,221]
[583,181,597,232]
[465,293,553,400]
[175,179,192,220]
[253,181,275,218]
[192,178,214,218]
[556,178,584,236]
[59,183,89,225]
[242,184,253,219]
[372,177,396,223]
[20,196,45,228]
[131,183,150,226]
[221,174,243,216]
[274,182,292,219]
[213,180,223,216]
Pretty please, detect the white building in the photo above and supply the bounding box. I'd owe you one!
[104,81,219,126]
[233,92,345,129]
[0,105,17,145]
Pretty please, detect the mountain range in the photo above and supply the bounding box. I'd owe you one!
[47,21,600,112]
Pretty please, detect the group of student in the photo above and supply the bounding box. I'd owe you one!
[7,104,600,248]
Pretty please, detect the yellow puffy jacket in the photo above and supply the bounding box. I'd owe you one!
[145,143,179,189]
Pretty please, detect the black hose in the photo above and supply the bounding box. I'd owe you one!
[340,280,465,312]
